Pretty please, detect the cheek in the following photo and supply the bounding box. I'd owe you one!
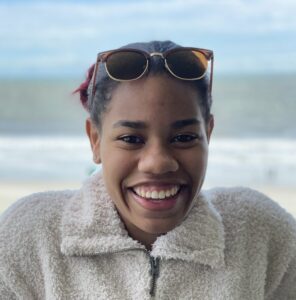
[100,150,138,217]
[101,147,137,191]
[180,147,209,181]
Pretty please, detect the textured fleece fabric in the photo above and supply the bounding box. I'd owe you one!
[0,171,296,300]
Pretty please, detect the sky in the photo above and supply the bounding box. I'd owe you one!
[0,0,295,78]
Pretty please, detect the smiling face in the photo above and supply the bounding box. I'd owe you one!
[86,74,214,248]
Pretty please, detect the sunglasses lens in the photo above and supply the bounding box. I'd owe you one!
[106,51,147,80]
[166,50,208,79]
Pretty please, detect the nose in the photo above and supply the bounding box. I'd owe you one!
[137,143,179,175]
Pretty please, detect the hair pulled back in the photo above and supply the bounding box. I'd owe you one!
[74,41,212,130]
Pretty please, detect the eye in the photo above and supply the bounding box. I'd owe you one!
[171,134,200,143]
[118,135,144,144]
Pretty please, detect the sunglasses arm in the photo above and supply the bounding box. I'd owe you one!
[209,55,214,96]
[91,57,100,102]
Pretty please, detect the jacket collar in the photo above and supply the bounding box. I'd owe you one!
[61,172,225,269]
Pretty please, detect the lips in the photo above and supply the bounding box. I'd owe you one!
[127,181,187,211]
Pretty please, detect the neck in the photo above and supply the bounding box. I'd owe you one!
[121,219,161,251]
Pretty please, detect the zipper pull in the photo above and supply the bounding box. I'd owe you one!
[150,256,160,277]
[149,256,160,296]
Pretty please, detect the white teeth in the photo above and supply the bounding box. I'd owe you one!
[165,190,171,197]
[133,185,180,200]
[158,191,166,199]
[151,191,158,199]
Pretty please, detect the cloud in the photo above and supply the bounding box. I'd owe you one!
[0,0,295,76]
[2,0,296,37]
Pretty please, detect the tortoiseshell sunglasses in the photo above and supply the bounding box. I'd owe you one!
[91,47,214,100]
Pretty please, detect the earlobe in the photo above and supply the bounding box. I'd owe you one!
[86,118,101,164]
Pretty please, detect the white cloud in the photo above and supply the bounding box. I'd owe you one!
[1,0,296,37]
[0,0,295,75]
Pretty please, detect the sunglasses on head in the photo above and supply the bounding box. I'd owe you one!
[91,47,214,100]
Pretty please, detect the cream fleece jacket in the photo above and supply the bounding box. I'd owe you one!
[1,172,296,300]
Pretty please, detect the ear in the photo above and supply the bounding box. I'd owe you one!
[86,118,101,164]
[206,114,214,143]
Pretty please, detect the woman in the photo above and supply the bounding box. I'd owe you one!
[0,40,295,299]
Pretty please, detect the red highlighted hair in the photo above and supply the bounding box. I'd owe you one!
[73,64,95,111]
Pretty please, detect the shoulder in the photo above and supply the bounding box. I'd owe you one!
[0,189,77,260]
[205,186,295,221]
[0,189,79,295]
[203,187,296,297]
[204,186,296,247]
[1,189,76,230]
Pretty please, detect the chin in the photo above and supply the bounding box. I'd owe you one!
[139,217,183,235]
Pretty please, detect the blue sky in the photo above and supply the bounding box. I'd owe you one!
[1,0,295,77]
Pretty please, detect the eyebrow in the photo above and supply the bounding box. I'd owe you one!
[112,120,147,129]
[171,118,201,129]
[112,118,200,129]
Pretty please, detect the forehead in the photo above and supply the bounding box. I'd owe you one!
[105,75,202,121]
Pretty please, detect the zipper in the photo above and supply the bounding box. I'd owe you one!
[149,256,160,297]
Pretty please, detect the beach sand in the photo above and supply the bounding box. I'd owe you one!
[0,181,81,214]
[1,181,295,218]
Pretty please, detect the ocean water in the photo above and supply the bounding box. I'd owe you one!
[1,74,295,137]
[0,135,295,188]
[0,75,295,186]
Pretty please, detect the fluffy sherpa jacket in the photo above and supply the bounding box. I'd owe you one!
[1,172,296,300]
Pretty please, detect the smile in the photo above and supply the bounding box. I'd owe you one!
[132,185,181,200]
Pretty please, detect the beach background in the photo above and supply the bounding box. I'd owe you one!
[1,0,296,217]
[1,75,295,217]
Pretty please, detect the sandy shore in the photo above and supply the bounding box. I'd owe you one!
[0,181,81,214]
[1,182,295,218]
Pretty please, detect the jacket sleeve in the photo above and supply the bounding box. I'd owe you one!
[267,255,296,299]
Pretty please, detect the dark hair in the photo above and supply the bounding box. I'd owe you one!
[74,41,212,129]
